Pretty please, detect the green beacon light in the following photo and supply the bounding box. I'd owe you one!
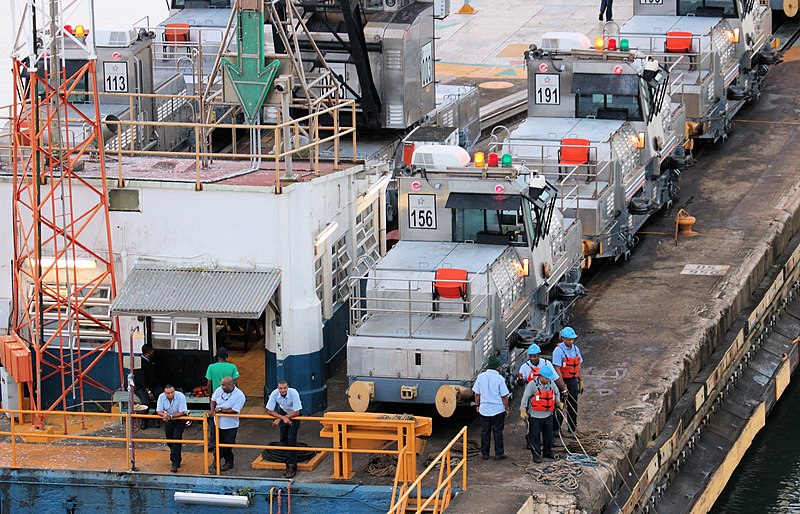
[501,153,513,167]
[620,39,630,51]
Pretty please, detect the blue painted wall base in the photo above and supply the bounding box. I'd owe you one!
[265,349,327,414]
[0,468,393,513]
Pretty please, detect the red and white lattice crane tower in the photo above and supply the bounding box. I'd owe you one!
[9,0,123,418]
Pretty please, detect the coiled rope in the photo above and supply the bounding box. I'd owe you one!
[260,441,318,463]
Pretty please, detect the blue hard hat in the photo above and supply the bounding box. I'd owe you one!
[527,344,542,355]
[539,366,558,380]
[560,327,577,339]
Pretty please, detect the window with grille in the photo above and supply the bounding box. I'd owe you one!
[150,316,206,351]
[355,202,380,264]
[331,235,352,306]
[314,255,324,302]
[29,283,114,349]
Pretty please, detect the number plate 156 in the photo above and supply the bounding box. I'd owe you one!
[534,74,560,105]
[408,194,437,229]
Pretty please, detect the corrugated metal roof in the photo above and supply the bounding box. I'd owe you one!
[111,265,280,319]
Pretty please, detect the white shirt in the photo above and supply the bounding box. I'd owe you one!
[519,357,559,383]
[472,369,509,416]
[211,386,246,429]
[266,387,303,414]
[156,391,187,416]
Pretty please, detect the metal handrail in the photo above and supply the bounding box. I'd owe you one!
[0,408,428,482]
[388,426,468,514]
[349,265,495,339]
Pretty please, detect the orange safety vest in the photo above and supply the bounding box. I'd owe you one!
[561,356,581,379]
[526,366,541,383]
[530,388,555,411]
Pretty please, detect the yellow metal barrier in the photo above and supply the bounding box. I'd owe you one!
[211,412,431,479]
[0,408,433,483]
[388,426,468,514]
[0,408,210,473]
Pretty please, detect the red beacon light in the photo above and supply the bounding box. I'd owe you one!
[411,181,422,191]
[487,152,499,167]
[495,184,505,194]
[112,52,122,60]
[614,66,623,75]
[607,38,617,51]
[64,25,73,35]
[538,63,549,73]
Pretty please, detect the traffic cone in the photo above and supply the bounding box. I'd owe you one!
[457,0,476,14]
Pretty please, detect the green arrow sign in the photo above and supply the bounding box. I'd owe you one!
[221,7,280,124]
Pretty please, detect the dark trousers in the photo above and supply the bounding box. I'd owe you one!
[527,415,554,457]
[133,386,163,411]
[564,377,580,432]
[208,417,216,450]
[479,412,505,457]
[164,420,186,466]
[279,419,301,466]
[218,427,238,465]
[600,0,613,21]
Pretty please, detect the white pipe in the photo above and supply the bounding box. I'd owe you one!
[173,491,250,507]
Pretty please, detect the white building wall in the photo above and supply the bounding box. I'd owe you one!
[0,161,390,360]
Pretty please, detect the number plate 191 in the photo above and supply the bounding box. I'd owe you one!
[534,74,560,105]
[408,194,437,230]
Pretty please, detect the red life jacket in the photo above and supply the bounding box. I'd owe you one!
[530,388,555,411]
[526,366,541,383]
[561,356,581,378]
[557,344,582,378]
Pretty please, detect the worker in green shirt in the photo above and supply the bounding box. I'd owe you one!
[205,347,240,451]
[206,347,240,391]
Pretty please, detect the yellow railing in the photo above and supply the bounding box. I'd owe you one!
[388,426,468,514]
[0,408,426,480]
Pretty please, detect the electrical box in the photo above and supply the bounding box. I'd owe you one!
[0,367,19,419]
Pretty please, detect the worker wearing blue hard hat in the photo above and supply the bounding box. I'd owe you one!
[518,344,568,394]
[553,327,584,433]
[520,360,562,463]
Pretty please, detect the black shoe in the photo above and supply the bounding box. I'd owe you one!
[170,465,178,473]
[285,465,297,478]
[543,453,557,460]
[494,454,508,461]
[139,419,148,430]
[154,419,161,429]
[220,462,234,471]
[599,13,603,20]
[533,454,543,463]
[482,454,490,461]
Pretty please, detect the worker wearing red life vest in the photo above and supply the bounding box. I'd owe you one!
[520,365,562,463]
[552,327,584,433]
[518,344,569,394]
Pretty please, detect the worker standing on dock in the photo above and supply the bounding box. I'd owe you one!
[518,344,569,393]
[156,385,189,473]
[204,347,240,452]
[265,380,304,479]
[552,327,583,433]
[210,376,246,472]
[473,355,510,461]
[520,366,561,463]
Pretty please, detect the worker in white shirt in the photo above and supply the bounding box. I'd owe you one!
[265,380,303,478]
[472,355,510,460]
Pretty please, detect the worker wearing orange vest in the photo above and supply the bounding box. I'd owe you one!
[518,344,569,395]
[520,365,561,463]
[552,327,583,433]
